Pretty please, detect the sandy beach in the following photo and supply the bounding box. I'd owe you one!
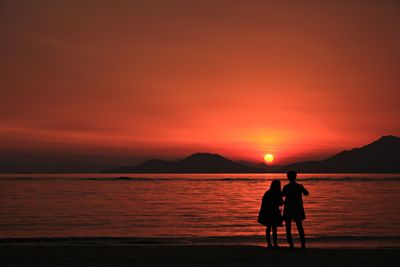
[1,242,399,267]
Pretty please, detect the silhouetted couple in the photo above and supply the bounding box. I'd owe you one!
[257,170,309,249]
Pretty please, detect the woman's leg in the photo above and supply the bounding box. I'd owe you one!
[272,226,278,247]
[295,220,306,249]
[266,226,272,247]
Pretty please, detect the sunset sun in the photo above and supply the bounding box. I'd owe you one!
[264,153,274,164]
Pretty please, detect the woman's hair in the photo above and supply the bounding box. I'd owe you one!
[269,179,281,193]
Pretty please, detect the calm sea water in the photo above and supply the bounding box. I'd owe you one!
[1,173,399,248]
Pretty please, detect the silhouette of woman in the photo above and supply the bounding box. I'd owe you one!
[282,170,309,249]
[257,180,283,248]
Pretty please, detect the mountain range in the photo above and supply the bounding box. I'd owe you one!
[105,135,400,173]
[1,135,399,173]
[104,153,265,173]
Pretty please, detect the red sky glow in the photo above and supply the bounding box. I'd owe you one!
[1,0,399,166]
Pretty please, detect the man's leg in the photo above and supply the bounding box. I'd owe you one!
[272,226,278,247]
[285,219,294,248]
[295,220,306,249]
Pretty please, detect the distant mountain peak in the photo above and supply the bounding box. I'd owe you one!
[362,135,400,150]
[183,153,226,161]
[377,135,399,142]
[281,135,400,173]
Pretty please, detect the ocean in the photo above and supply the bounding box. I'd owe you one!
[1,173,399,248]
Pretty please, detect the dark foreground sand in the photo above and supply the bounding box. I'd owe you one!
[1,245,399,267]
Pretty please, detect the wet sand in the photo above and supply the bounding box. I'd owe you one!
[1,244,399,267]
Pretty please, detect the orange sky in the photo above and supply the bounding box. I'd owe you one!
[1,1,399,165]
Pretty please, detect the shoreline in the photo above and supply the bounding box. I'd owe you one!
[1,245,399,267]
[1,236,399,249]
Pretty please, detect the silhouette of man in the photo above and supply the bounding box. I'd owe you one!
[282,170,309,249]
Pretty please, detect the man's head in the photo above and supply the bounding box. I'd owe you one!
[287,170,297,181]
